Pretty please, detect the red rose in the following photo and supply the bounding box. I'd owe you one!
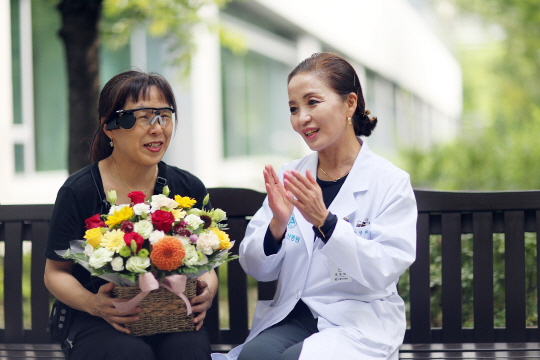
[124,232,144,252]
[152,210,175,233]
[85,213,105,230]
[128,191,146,205]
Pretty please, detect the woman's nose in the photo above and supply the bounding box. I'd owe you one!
[149,121,163,135]
[298,111,311,126]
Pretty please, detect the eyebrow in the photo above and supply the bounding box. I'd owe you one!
[289,91,323,105]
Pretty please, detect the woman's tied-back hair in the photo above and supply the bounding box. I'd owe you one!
[287,52,377,136]
[91,70,178,162]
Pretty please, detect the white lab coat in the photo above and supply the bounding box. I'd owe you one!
[212,140,417,360]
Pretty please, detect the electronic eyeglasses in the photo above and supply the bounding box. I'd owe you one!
[105,107,175,130]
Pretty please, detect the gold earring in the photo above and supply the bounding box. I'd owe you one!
[348,117,352,125]
[110,139,114,147]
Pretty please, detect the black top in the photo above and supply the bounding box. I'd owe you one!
[263,175,347,256]
[44,161,209,293]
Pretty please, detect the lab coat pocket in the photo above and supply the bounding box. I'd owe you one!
[354,224,372,239]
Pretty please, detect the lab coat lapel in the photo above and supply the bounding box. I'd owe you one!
[328,140,373,219]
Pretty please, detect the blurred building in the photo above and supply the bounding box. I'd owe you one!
[0,0,461,204]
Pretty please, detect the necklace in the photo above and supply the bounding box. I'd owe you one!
[112,156,158,193]
[319,166,350,182]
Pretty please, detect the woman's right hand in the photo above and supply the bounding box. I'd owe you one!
[264,165,293,240]
[88,282,142,334]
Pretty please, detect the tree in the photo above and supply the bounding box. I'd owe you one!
[56,0,230,174]
[404,1,540,190]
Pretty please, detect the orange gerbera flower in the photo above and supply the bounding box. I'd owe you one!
[150,236,185,271]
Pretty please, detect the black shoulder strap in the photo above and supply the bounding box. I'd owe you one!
[90,163,111,214]
[154,162,168,195]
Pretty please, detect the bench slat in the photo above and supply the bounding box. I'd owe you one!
[408,213,431,343]
[441,212,463,343]
[226,217,249,345]
[472,211,495,342]
[28,222,52,344]
[537,211,540,342]
[504,211,526,342]
[4,222,24,343]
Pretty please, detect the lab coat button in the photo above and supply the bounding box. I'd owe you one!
[295,291,300,299]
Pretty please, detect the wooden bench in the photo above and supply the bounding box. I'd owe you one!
[1,188,539,359]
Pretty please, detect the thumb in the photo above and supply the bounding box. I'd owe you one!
[99,282,115,294]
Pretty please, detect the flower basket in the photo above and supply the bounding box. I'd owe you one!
[112,278,198,336]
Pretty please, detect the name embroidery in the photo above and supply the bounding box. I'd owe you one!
[286,233,300,243]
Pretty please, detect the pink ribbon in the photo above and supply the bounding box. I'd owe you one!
[113,272,193,315]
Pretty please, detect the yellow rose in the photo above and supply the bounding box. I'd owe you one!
[105,206,134,227]
[175,195,197,209]
[211,228,232,250]
[84,227,103,248]
[100,229,126,253]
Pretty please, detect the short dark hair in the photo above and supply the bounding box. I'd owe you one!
[91,70,178,162]
[288,52,377,136]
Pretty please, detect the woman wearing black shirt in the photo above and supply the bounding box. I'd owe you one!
[44,71,217,360]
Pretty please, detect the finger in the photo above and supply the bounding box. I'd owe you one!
[193,310,206,324]
[290,170,313,190]
[99,282,114,294]
[109,313,141,324]
[305,169,318,185]
[109,321,131,334]
[194,319,204,331]
[197,279,208,291]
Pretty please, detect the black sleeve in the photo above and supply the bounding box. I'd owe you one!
[263,226,283,256]
[312,212,338,243]
[44,186,88,261]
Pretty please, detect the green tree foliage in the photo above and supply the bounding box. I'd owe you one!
[102,0,233,73]
[405,1,540,191]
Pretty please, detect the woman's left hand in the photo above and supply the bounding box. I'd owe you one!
[190,279,213,331]
[283,169,329,227]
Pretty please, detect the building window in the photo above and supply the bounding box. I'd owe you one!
[221,48,295,158]
[14,144,24,173]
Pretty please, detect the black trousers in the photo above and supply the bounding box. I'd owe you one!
[238,301,319,360]
[63,311,211,360]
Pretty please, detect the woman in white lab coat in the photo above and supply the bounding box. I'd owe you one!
[226,53,417,360]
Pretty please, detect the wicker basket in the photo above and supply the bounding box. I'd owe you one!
[112,278,197,336]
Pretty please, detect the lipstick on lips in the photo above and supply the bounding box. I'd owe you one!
[144,141,163,152]
[302,128,319,140]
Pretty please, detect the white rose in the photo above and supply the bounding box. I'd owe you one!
[126,256,150,273]
[176,236,191,247]
[108,204,130,215]
[132,203,151,216]
[196,232,220,255]
[134,220,153,239]
[182,244,199,266]
[88,247,114,269]
[148,230,166,245]
[111,257,125,271]
[84,244,94,257]
[184,214,204,230]
[150,194,178,211]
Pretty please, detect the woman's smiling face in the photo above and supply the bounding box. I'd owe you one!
[288,72,351,152]
[107,86,173,167]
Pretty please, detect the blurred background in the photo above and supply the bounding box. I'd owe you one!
[1,0,539,204]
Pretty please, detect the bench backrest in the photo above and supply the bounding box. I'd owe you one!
[0,188,539,344]
[409,190,540,344]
